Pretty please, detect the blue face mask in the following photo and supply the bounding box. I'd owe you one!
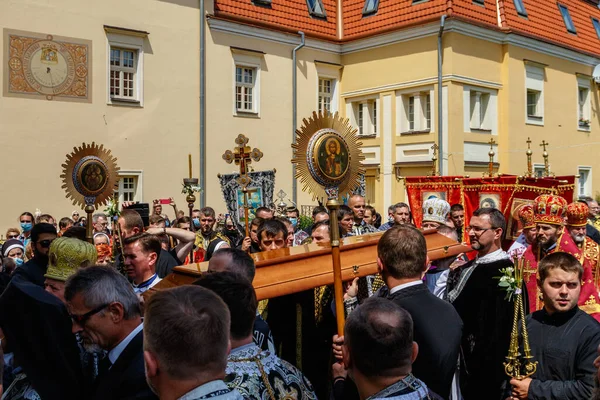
[20,222,32,232]
[193,218,201,229]
[289,217,298,228]
[13,257,24,267]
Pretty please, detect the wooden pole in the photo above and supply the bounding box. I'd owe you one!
[243,187,250,238]
[326,198,345,336]
[85,205,94,244]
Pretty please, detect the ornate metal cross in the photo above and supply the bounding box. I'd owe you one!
[222,134,263,238]
[222,134,263,189]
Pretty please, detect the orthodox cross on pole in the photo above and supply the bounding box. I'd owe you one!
[430,143,439,177]
[540,140,550,177]
[223,134,264,238]
[525,137,533,178]
[485,138,496,177]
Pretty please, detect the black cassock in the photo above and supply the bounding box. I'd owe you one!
[448,256,525,400]
[523,307,600,399]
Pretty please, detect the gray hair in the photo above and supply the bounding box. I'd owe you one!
[65,266,141,319]
[92,213,107,223]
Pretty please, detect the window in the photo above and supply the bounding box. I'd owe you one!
[106,27,145,105]
[513,0,527,17]
[363,0,379,15]
[578,167,592,197]
[398,91,432,133]
[527,90,541,118]
[372,100,377,134]
[525,64,545,125]
[578,77,591,130]
[232,49,262,116]
[558,4,576,34]
[408,97,415,131]
[473,0,485,5]
[469,91,491,130]
[318,78,333,115]
[235,66,256,113]
[593,18,600,40]
[117,171,142,204]
[533,164,545,178]
[110,48,136,100]
[306,0,326,17]
[351,100,378,136]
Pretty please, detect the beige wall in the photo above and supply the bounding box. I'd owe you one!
[0,0,201,233]
[205,28,341,212]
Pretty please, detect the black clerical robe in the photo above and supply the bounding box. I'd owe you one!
[0,274,84,399]
[525,307,600,399]
[387,283,462,400]
[448,256,525,400]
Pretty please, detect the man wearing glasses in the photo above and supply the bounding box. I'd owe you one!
[12,223,57,287]
[445,207,520,400]
[65,266,157,400]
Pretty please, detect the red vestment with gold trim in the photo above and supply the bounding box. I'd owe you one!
[523,233,600,321]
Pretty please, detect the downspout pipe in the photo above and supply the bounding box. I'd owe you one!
[437,15,446,176]
[292,31,305,204]
[199,0,206,207]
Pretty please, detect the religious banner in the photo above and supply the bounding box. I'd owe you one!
[405,176,465,228]
[462,175,572,248]
[218,170,276,230]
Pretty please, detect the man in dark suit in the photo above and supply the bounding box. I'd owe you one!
[65,266,157,400]
[334,225,462,399]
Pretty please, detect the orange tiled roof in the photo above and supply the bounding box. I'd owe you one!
[213,0,600,57]
[342,0,446,39]
[503,0,600,57]
[214,0,338,38]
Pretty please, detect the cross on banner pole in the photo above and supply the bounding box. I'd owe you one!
[485,138,496,177]
[222,134,264,238]
[525,137,533,178]
[540,140,550,177]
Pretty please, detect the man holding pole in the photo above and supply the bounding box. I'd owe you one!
[334,225,462,399]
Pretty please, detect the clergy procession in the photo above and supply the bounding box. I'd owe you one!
[1,116,600,400]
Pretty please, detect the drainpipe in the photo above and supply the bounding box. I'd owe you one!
[292,31,305,204]
[199,0,206,207]
[437,15,446,176]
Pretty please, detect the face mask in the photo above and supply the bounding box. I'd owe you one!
[21,222,32,232]
[193,218,200,229]
[13,257,24,267]
[289,218,298,228]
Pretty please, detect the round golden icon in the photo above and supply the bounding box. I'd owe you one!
[61,142,119,209]
[293,111,364,201]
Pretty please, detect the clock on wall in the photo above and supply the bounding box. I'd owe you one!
[3,29,92,103]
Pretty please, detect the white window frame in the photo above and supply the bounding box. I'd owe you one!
[232,51,262,116]
[525,64,545,126]
[316,62,341,115]
[462,85,497,134]
[347,96,379,137]
[577,76,591,132]
[396,87,434,134]
[578,166,592,198]
[318,77,333,115]
[106,32,144,106]
[117,170,143,204]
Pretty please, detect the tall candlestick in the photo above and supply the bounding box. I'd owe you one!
[188,154,192,179]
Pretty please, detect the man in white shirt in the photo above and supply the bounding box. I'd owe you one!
[122,233,162,294]
[144,285,243,400]
[65,266,156,399]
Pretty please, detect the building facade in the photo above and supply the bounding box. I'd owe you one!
[2,0,600,233]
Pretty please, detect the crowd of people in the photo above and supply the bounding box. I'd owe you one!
[1,193,600,399]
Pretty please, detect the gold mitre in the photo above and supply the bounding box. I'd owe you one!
[45,237,98,282]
